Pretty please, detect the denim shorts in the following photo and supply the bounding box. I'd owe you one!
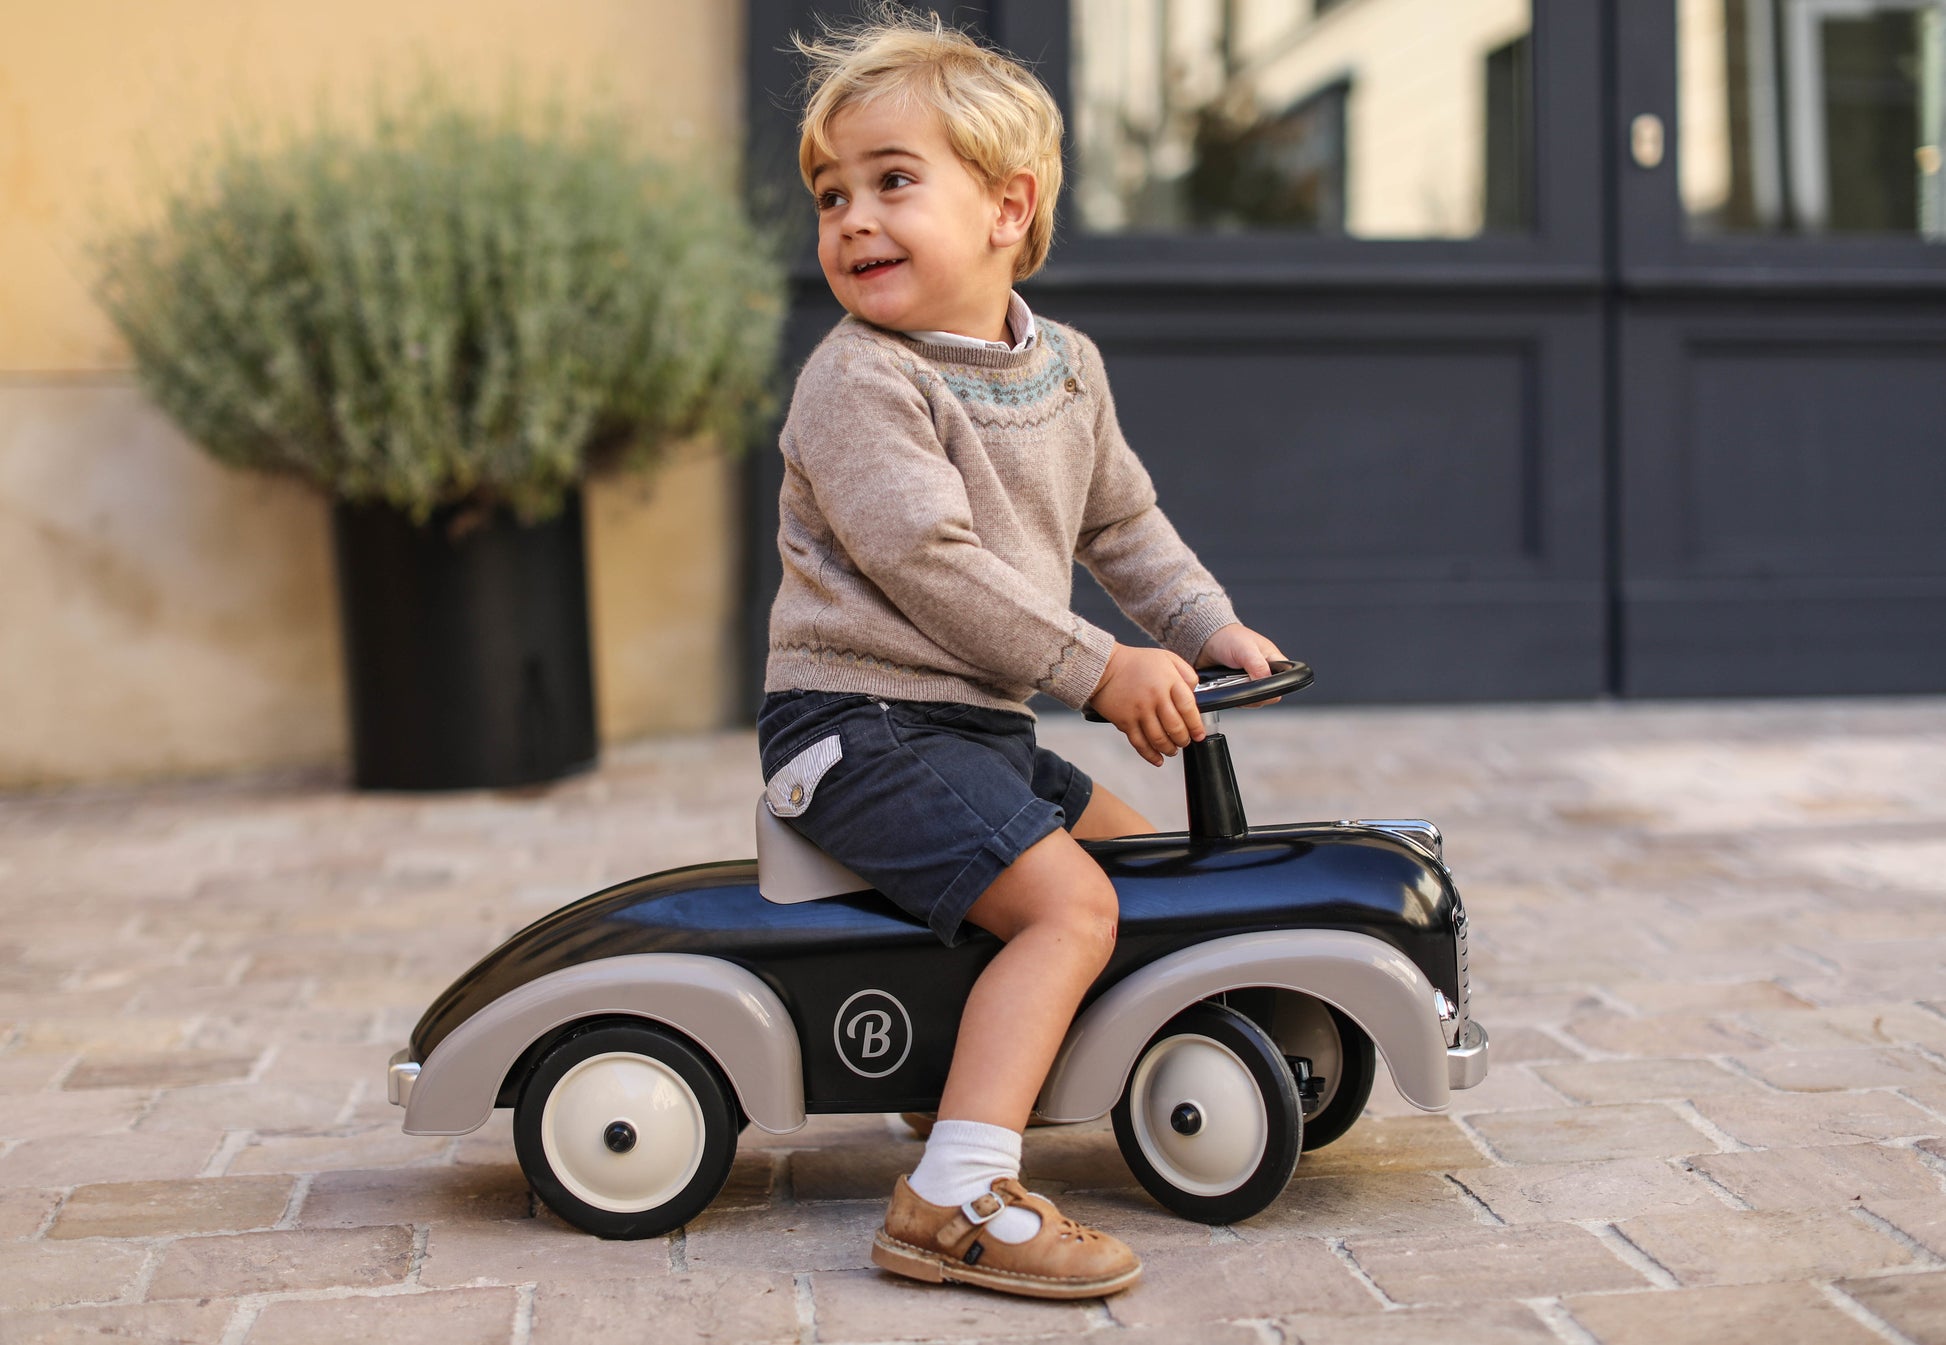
[756,690,1094,946]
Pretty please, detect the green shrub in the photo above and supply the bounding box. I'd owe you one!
[92,85,785,523]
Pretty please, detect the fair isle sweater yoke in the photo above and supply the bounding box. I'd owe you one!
[764,316,1239,714]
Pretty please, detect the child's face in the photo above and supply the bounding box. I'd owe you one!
[810,99,1030,341]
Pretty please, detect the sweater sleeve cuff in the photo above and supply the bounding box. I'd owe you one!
[1160,593,1240,666]
[1043,619,1118,711]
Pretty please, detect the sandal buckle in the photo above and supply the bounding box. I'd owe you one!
[960,1191,1005,1226]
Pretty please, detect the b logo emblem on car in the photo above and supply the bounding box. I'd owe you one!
[834,988,912,1079]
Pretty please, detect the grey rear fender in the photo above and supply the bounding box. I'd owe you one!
[1036,929,1451,1122]
[402,953,806,1136]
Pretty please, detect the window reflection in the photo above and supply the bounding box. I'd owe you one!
[1681,0,1946,237]
[1071,0,1535,238]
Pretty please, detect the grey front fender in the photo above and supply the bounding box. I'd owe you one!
[401,953,806,1136]
[1037,929,1451,1122]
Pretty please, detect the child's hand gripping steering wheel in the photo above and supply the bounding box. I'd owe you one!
[1083,660,1313,723]
[1083,660,1311,838]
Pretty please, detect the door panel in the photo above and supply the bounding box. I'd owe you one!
[1116,348,1537,573]
[1679,342,1946,574]
[1617,2,1946,696]
[1620,303,1946,695]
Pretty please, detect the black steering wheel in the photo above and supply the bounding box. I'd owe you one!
[1084,660,1312,722]
[1190,659,1313,712]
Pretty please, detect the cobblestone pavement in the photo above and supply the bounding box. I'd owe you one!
[3,698,1945,1344]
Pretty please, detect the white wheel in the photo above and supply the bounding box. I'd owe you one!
[514,1021,738,1239]
[1125,1034,1267,1197]
[1112,1002,1302,1223]
[540,1051,706,1213]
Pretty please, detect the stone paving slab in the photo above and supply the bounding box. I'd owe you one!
[245,1287,521,1345]
[1346,1222,1652,1305]
[3,699,1946,1341]
[1281,1301,1564,1344]
[1841,1271,1946,1345]
[48,1175,294,1239]
[1562,1283,1889,1345]
[145,1225,416,1300]
[1614,1207,1922,1286]
[1688,1142,1945,1211]
[1448,1157,1722,1226]
[531,1269,799,1343]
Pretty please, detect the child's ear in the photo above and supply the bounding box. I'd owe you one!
[989,169,1037,251]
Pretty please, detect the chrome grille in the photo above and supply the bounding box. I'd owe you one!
[1452,897,1471,1048]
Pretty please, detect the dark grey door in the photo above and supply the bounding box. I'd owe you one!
[1614,0,1946,695]
[742,1,1946,705]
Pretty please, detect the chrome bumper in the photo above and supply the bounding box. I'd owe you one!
[1447,1021,1489,1090]
[387,1048,421,1108]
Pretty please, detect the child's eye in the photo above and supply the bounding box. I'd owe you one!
[881,171,914,191]
[815,190,847,212]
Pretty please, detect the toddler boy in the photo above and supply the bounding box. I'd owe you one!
[760,12,1284,1299]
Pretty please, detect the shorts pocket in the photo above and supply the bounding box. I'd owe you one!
[764,733,844,817]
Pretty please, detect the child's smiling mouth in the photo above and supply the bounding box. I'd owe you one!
[851,257,906,276]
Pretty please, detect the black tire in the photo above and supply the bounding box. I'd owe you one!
[1291,1003,1377,1152]
[513,1020,738,1239]
[1111,1001,1302,1224]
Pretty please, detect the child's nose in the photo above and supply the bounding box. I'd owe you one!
[837,199,877,235]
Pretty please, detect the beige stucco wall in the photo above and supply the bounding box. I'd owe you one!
[0,1,747,790]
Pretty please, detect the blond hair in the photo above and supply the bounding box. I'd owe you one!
[795,9,1063,279]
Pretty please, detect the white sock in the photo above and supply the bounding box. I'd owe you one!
[905,1118,1043,1244]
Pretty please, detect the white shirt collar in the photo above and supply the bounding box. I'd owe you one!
[901,291,1038,353]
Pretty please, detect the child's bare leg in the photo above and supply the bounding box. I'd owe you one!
[936,787,1149,1127]
[935,826,1118,1127]
[1071,783,1154,840]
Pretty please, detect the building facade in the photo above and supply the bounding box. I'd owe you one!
[5,1,1942,789]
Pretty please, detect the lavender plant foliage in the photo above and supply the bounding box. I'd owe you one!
[93,86,786,523]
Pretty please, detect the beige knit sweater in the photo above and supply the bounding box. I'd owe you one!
[764,316,1237,713]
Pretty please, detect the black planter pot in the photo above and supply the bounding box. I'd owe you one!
[331,492,598,791]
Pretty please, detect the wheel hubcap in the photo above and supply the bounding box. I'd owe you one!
[1130,1033,1267,1196]
[541,1052,705,1213]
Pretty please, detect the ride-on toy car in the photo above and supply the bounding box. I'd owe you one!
[388,662,1488,1237]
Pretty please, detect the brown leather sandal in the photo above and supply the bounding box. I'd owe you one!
[871,1175,1142,1300]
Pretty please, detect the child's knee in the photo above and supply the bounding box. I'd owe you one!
[967,831,1120,953]
[1052,869,1119,965]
